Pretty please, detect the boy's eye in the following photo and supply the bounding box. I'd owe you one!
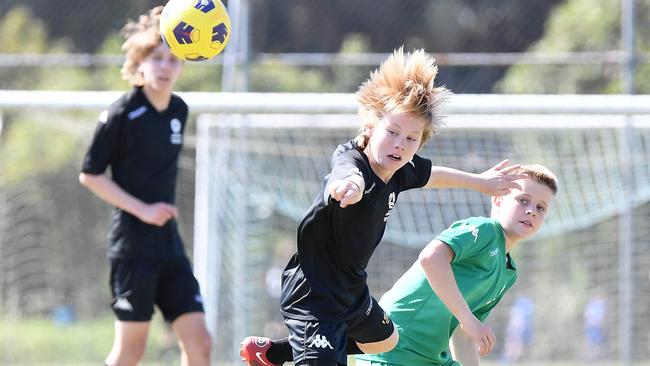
[537,206,545,212]
[407,136,418,142]
[519,198,528,204]
[387,130,397,135]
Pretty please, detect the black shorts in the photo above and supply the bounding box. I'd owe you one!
[109,256,204,322]
[284,296,394,365]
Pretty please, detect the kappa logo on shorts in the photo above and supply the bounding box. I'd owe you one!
[307,334,334,349]
[113,292,133,312]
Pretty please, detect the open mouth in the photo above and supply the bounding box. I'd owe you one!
[519,220,533,228]
[387,154,401,161]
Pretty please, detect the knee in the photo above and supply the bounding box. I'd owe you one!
[181,332,212,361]
[114,344,146,365]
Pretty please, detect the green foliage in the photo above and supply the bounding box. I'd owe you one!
[0,115,80,185]
[248,33,374,93]
[0,6,96,90]
[497,0,619,93]
[0,315,180,365]
[0,6,49,53]
[330,34,374,93]
[497,0,650,94]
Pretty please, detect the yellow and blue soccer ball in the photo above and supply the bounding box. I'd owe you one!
[160,0,231,61]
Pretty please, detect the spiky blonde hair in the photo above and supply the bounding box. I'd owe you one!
[355,47,450,148]
[120,6,164,86]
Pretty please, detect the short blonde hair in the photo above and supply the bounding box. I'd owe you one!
[355,47,450,148]
[120,6,164,86]
[513,164,559,195]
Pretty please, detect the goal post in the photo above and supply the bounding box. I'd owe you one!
[0,91,648,364]
[192,94,650,365]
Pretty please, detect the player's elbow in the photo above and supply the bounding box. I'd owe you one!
[418,240,451,268]
[79,172,99,188]
[78,172,89,187]
[417,250,435,269]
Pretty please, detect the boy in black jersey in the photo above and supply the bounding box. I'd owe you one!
[240,48,526,366]
[79,7,210,366]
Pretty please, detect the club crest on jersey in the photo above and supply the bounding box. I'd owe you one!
[384,192,396,222]
[170,118,182,144]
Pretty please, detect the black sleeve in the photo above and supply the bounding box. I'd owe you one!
[328,143,370,186]
[397,154,432,191]
[81,108,123,174]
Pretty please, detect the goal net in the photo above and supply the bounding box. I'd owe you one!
[194,95,650,365]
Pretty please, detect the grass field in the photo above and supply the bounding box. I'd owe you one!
[2,316,648,365]
[0,315,180,365]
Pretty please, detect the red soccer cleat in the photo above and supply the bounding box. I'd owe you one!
[240,336,278,366]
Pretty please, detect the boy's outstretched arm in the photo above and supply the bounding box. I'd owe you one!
[450,327,480,366]
[327,175,365,208]
[418,240,496,357]
[424,159,525,196]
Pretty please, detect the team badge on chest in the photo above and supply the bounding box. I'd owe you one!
[170,118,182,144]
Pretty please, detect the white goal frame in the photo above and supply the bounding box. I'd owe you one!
[0,90,646,364]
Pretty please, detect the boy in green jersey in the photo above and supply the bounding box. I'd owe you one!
[356,164,558,366]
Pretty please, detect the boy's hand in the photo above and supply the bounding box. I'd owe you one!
[138,202,178,226]
[328,179,363,208]
[476,159,526,196]
[460,319,496,357]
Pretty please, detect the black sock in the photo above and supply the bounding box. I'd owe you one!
[267,338,293,364]
[346,338,363,355]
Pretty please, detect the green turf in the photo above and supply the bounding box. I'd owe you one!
[0,315,179,365]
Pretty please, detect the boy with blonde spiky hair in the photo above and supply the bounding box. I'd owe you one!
[356,165,558,366]
[240,48,526,366]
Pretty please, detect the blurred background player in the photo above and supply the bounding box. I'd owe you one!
[583,292,607,361]
[240,48,528,366]
[500,295,535,364]
[355,165,557,366]
[78,6,211,366]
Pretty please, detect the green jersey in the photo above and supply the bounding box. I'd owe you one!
[356,217,517,366]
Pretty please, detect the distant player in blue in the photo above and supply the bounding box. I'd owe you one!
[79,7,211,366]
[239,48,528,366]
[583,294,606,360]
[355,165,557,366]
[500,296,534,363]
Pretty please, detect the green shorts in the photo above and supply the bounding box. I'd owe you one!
[354,356,460,366]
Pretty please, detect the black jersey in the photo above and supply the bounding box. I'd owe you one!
[81,87,188,259]
[280,140,432,321]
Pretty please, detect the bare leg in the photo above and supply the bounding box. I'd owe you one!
[171,312,212,366]
[105,320,150,366]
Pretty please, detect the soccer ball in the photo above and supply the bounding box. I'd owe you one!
[160,0,231,61]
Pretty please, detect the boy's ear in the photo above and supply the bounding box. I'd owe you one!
[492,196,502,207]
